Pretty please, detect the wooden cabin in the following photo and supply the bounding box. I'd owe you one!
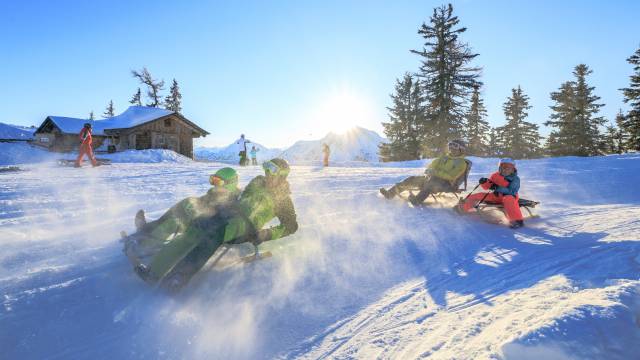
[33,106,209,158]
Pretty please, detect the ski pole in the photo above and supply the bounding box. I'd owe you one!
[462,183,481,202]
[474,191,492,210]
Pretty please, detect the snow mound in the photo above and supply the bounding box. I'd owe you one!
[0,122,34,140]
[100,149,194,163]
[0,142,54,165]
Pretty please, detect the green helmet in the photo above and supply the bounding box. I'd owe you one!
[210,167,238,190]
[263,158,290,178]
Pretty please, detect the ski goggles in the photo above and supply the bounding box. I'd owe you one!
[209,175,225,187]
[263,161,289,177]
[448,142,464,151]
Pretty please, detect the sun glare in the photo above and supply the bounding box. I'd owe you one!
[308,88,374,135]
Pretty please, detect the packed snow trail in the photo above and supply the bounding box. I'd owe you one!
[1,154,639,359]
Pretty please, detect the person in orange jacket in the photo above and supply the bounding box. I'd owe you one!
[456,158,524,228]
[75,123,98,167]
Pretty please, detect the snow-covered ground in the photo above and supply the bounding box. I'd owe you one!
[0,122,35,140]
[1,147,639,359]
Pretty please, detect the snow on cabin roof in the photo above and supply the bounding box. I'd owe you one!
[44,106,175,136]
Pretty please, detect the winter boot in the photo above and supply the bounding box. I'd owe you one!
[379,187,395,200]
[509,220,524,229]
[135,210,147,231]
[408,194,423,207]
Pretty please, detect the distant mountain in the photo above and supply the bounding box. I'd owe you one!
[195,127,387,164]
[195,137,282,163]
[0,122,35,140]
[280,127,387,163]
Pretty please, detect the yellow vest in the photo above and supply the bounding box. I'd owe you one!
[427,154,468,185]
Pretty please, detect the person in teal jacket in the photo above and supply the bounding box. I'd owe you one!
[131,158,298,290]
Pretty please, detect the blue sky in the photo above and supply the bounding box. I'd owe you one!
[1,0,639,148]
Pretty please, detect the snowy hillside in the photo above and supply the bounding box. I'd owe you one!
[195,127,387,165]
[280,127,387,163]
[0,122,35,140]
[1,146,639,359]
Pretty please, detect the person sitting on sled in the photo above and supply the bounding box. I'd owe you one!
[133,167,241,241]
[130,158,298,289]
[456,158,524,229]
[379,139,469,206]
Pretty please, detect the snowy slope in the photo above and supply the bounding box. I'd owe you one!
[0,142,55,165]
[279,126,387,163]
[0,122,35,140]
[1,150,639,359]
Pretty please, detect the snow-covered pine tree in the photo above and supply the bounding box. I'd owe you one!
[487,127,501,157]
[604,112,626,154]
[380,73,427,161]
[130,88,142,106]
[103,100,115,118]
[545,81,575,156]
[411,3,481,154]
[465,85,490,156]
[546,65,605,156]
[131,67,165,107]
[496,86,542,159]
[619,46,640,151]
[164,79,182,113]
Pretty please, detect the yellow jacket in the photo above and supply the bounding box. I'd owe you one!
[426,154,468,185]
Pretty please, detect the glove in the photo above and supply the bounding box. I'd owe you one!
[479,177,489,184]
[489,184,497,190]
[493,190,500,196]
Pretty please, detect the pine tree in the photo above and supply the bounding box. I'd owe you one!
[131,67,165,107]
[164,79,182,113]
[496,86,542,159]
[619,46,640,151]
[487,128,501,157]
[103,100,115,118]
[465,85,490,156]
[411,3,481,153]
[379,73,427,161]
[545,65,606,156]
[130,88,142,106]
[88,111,95,121]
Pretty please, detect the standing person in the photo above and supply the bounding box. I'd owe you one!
[237,134,251,166]
[75,123,98,167]
[250,145,259,165]
[322,143,330,167]
[456,158,524,228]
[379,139,469,206]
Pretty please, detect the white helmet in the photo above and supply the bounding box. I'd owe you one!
[499,158,516,168]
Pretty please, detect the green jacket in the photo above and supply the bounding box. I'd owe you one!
[426,154,468,186]
[223,175,298,244]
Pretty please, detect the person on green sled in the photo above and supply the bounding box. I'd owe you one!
[379,139,469,206]
[129,158,298,289]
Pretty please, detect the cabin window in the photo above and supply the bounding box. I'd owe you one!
[164,118,171,127]
[39,137,49,143]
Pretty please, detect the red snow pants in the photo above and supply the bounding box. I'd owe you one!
[462,192,524,222]
[76,143,97,167]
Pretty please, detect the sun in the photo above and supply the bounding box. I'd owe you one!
[308,87,374,135]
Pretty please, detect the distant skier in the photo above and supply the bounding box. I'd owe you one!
[250,145,259,165]
[237,134,251,166]
[455,158,525,229]
[379,139,469,206]
[322,143,330,167]
[127,158,298,289]
[74,123,98,167]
